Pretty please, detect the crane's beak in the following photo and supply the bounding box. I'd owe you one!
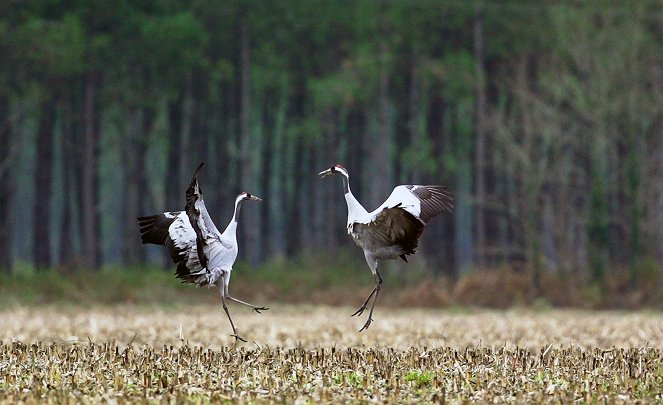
[249,195,262,201]
[318,168,333,178]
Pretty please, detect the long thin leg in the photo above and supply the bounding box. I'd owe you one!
[218,276,247,342]
[358,270,382,332]
[352,252,383,331]
[226,295,269,313]
[351,271,381,317]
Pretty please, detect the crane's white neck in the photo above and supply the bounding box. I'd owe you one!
[222,196,244,238]
[340,174,368,222]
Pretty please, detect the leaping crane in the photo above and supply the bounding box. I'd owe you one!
[138,162,267,342]
[319,164,453,332]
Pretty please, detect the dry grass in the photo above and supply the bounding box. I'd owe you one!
[2,305,663,402]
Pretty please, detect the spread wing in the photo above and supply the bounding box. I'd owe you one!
[403,185,453,223]
[137,211,202,275]
[185,162,221,270]
[356,184,453,258]
[374,185,453,224]
[138,210,229,286]
[137,211,181,246]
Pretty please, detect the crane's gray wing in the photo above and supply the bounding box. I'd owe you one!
[354,206,425,256]
[138,211,207,281]
[185,162,222,271]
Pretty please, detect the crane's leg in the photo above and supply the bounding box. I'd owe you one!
[217,270,247,343]
[221,269,269,313]
[351,252,383,332]
[226,295,269,313]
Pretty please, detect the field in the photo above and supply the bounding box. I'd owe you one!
[2,305,663,403]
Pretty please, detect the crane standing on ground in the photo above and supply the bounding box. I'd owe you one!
[319,164,453,332]
[138,162,267,342]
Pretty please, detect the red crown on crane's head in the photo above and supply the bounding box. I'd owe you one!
[237,191,262,201]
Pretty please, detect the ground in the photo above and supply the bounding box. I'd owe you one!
[1,305,663,402]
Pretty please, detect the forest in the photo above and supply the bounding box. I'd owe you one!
[1,1,662,298]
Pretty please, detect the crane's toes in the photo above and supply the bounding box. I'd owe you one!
[351,306,366,317]
[231,333,248,343]
[358,318,373,332]
[253,306,269,314]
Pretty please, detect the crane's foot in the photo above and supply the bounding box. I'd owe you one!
[253,306,269,314]
[351,305,367,317]
[230,333,248,343]
[358,317,373,332]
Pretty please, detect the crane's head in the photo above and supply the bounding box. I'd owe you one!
[237,192,262,202]
[318,164,349,179]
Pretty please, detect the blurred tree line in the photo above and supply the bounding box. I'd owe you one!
[0,1,662,289]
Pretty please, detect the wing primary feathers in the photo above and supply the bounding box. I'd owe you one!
[137,214,176,245]
[185,162,209,270]
[406,185,454,223]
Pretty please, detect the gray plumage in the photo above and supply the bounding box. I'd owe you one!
[138,162,266,342]
[319,164,453,332]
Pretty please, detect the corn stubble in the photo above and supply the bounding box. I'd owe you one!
[1,306,663,402]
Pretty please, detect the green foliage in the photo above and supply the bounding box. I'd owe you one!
[17,13,87,79]
[405,370,434,388]
[347,371,364,387]
[139,11,207,76]
[0,0,662,289]
[0,264,195,308]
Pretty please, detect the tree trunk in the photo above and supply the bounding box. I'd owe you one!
[473,6,487,269]
[81,70,101,270]
[265,89,287,258]
[407,54,424,183]
[369,33,392,208]
[428,83,456,277]
[166,95,184,210]
[238,11,261,264]
[284,124,302,256]
[32,96,56,271]
[323,109,338,254]
[59,102,74,266]
[122,106,150,265]
[0,95,12,273]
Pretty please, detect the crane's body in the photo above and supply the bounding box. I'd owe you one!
[138,163,266,342]
[320,164,453,331]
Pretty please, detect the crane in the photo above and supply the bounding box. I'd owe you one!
[319,164,453,332]
[137,162,267,342]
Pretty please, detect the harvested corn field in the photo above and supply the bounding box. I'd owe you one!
[1,305,663,402]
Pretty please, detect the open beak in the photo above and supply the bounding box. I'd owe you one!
[249,195,262,202]
[318,168,333,178]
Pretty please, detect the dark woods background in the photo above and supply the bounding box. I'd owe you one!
[1,1,662,300]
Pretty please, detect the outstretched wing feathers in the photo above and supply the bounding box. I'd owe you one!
[357,184,453,257]
[137,212,178,245]
[137,163,238,287]
[137,211,204,280]
[185,162,222,271]
[373,184,453,224]
[404,185,453,223]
